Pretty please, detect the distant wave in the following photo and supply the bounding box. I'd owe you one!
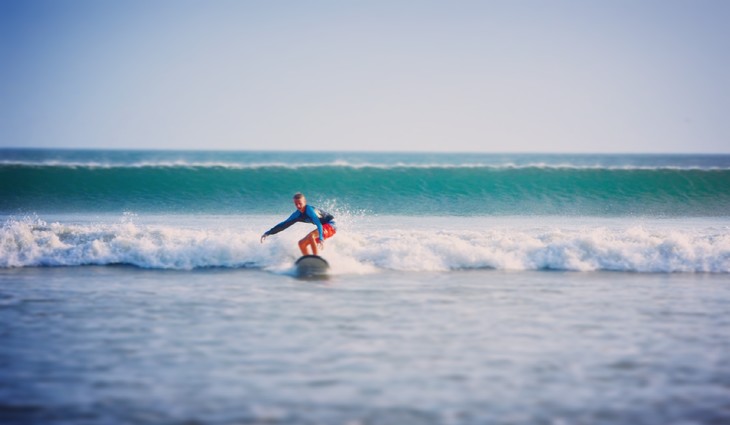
[2,159,730,170]
[2,162,729,216]
[2,217,728,273]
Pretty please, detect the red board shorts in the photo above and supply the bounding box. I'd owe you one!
[321,222,337,240]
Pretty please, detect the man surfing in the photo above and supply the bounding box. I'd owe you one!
[260,193,336,256]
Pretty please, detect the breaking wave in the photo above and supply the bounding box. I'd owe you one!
[2,217,728,273]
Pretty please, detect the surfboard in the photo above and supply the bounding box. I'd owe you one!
[295,255,330,279]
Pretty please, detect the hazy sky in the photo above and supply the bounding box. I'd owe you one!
[2,0,729,153]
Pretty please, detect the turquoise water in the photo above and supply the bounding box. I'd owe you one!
[3,149,730,215]
[2,149,730,424]
[2,149,729,273]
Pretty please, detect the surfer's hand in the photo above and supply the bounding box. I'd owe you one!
[317,240,324,251]
[260,234,267,243]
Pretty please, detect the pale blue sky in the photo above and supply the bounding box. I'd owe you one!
[1,0,728,152]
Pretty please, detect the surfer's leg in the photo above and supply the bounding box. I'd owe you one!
[298,230,320,255]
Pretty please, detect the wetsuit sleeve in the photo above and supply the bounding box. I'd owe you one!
[264,211,300,236]
[305,205,325,242]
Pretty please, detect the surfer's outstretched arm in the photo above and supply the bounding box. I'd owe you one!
[261,211,300,243]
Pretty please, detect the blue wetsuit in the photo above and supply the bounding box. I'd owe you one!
[264,205,335,242]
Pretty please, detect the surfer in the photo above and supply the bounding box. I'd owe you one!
[260,193,336,256]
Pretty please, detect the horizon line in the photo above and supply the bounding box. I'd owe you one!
[2,146,730,156]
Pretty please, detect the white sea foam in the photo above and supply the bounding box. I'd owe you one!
[2,216,728,273]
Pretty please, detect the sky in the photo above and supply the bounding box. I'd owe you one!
[1,0,729,153]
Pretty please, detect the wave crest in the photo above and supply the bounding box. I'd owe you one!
[3,159,730,171]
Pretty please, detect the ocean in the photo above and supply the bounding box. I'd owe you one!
[1,149,729,424]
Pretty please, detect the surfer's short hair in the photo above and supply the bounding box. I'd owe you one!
[293,192,305,200]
